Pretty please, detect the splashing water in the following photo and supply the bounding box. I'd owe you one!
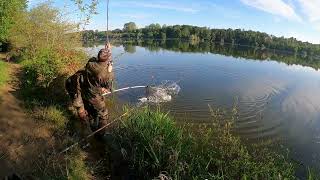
[139,80,181,103]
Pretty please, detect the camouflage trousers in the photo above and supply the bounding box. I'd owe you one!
[83,94,109,135]
[70,92,109,137]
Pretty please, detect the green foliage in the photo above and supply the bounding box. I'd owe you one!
[0,2,91,179]
[21,48,62,87]
[307,167,320,180]
[8,3,86,87]
[71,0,99,25]
[84,23,320,56]
[0,61,9,87]
[0,0,26,42]
[9,3,82,52]
[123,22,137,32]
[112,107,295,179]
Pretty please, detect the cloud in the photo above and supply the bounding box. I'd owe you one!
[297,0,320,22]
[113,1,199,13]
[315,24,320,32]
[240,0,302,21]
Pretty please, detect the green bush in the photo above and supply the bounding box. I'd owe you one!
[20,47,87,88]
[21,48,62,87]
[8,3,87,88]
[112,108,295,179]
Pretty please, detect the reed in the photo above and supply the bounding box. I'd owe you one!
[111,107,296,179]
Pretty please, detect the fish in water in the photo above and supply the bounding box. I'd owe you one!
[139,82,180,103]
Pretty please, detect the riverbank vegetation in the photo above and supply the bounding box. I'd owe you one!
[9,3,86,87]
[0,0,26,52]
[110,107,296,179]
[0,1,91,179]
[82,22,320,56]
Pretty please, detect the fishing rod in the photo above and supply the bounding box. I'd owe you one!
[59,110,130,154]
[105,0,110,49]
[104,0,127,63]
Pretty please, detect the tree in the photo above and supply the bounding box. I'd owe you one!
[181,26,190,39]
[10,3,80,53]
[80,21,320,55]
[9,2,84,87]
[123,22,137,32]
[0,0,26,50]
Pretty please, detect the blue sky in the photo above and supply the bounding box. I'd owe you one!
[28,0,320,44]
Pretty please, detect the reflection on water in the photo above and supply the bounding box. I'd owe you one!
[84,40,320,171]
[85,40,320,69]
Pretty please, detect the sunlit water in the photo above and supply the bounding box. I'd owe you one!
[84,41,320,172]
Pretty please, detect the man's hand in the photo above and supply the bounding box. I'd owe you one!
[105,43,112,49]
[101,88,111,94]
[107,62,113,73]
[78,108,88,121]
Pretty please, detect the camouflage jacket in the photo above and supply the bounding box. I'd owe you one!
[66,57,114,103]
[81,57,114,99]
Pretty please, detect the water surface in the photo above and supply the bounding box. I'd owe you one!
[85,41,320,172]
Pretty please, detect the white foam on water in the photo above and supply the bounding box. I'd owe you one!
[138,80,180,103]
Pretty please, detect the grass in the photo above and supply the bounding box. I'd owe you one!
[0,61,9,87]
[18,96,92,179]
[66,148,91,180]
[15,63,92,179]
[33,105,68,129]
[111,107,296,179]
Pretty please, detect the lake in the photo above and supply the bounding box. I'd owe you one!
[84,40,320,172]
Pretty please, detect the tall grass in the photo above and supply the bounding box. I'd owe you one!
[111,107,296,179]
[0,61,9,87]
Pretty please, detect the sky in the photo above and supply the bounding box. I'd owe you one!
[28,0,320,44]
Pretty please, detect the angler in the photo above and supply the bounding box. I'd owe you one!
[66,44,114,138]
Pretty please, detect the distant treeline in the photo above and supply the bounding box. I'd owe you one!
[82,22,320,56]
[131,40,320,69]
[84,39,320,70]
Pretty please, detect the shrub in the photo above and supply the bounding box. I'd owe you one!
[21,48,62,87]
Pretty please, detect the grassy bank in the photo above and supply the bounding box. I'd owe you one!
[109,107,296,179]
[15,68,93,179]
[0,61,9,87]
